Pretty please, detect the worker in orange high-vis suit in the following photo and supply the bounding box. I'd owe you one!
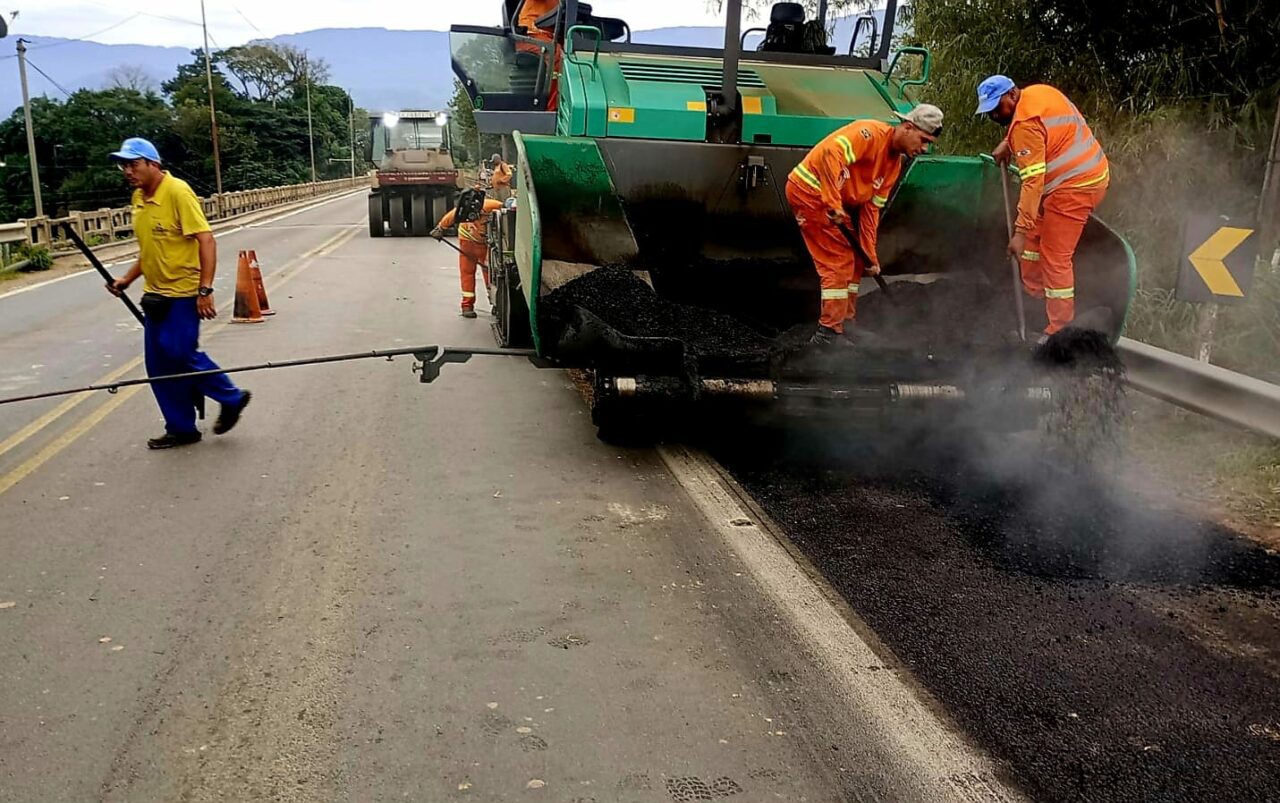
[432,192,505,318]
[787,104,943,346]
[977,75,1110,339]
[515,0,562,110]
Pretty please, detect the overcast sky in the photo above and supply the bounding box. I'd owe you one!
[14,1,737,47]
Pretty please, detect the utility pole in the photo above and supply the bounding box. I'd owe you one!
[305,56,317,187]
[16,39,43,218]
[1257,100,1280,262]
[199,0,224,217]
[348,93,356,181]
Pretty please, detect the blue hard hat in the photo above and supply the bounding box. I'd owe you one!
[109,137,161,163]
[974,75,1015,114]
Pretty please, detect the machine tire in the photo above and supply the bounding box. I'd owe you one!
[388,194,406,236]
[368,194,384,237]
[430,195,449,229]
[590,373,658,446]
[410,193,430,236]
[489,258,532,348]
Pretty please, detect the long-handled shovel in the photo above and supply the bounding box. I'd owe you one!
[62,223,145,324]
[838,224,895,303]
[998,169,1029,342]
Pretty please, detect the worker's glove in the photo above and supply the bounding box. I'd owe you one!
[430,227,444,241]
[826,208,851,227]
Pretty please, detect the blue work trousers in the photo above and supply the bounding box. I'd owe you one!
[142,295,241,435]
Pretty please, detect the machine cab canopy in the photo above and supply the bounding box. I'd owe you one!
[367,110,452,166]
[449,0,917,138]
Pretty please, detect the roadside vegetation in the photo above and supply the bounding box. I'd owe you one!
[903,0,1280,378]
[0,42,369,223]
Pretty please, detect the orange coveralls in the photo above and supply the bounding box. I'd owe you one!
[438,198,504,311]
[516,0,561,111]
[787,120,903,332]
[1008,84,1110,334]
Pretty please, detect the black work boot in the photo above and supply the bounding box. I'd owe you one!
[460,308,478,319]
[147,431,202,450]
[213,390,251,435]
[809,325,855,348]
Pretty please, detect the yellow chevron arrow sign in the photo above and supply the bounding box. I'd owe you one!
[1187,226,1252,297]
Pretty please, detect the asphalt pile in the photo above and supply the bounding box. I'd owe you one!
[538,267,786,377]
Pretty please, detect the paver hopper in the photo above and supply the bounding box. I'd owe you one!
[453,0,1137,436]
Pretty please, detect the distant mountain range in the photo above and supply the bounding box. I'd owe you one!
[3,15,885,116]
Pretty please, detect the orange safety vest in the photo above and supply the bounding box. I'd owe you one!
[788,119,903,265]
[1008,84,1109,231]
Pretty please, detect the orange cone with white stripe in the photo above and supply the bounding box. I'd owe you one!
[231,250,264,324]
[247,249,274,315]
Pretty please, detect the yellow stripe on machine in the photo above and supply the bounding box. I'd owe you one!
[686,100,707,111]
[608,107,636,123]
[742,96,763,115]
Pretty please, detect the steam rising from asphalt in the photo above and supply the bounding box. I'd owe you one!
[710,328,1278,590]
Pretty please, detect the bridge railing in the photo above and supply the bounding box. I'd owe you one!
[20,175,371,249]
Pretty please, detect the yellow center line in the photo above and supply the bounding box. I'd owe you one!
[0,225,360,497]
[0,387,146,498]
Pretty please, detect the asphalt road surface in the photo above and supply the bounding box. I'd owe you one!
[0,193,1017,802]
[710,424,1280,803]
[3,191,1275,802]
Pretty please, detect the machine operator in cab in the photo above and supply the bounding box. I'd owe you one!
[977,75,1110,339]
[787,105,944,347]
[432,187,505,319]
[515,0,562,110]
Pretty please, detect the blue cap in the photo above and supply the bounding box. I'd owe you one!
[974,75,1015,114]
[109,137,161,163]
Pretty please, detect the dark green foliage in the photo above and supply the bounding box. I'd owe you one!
[0,49,359,220]
[16,243,53,271]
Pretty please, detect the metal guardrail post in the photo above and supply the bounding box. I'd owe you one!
[1118,337,1280,439]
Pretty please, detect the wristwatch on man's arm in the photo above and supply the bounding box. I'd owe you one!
[198,286,214,297]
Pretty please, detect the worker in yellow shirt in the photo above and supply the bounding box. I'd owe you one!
[105,138,250,449]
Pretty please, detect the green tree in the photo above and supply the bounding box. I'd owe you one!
[447,80,502,167]
[218,43,331,104]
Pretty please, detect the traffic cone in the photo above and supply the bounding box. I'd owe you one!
[247,249,274,315]
[231,250,264,324]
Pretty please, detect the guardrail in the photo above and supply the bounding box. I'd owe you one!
[19,175,370,249]
[1119,337,1280,439]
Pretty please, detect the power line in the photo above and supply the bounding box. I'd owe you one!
[28,13,144,50]
[232,5,263,34]
[23,58,74,98]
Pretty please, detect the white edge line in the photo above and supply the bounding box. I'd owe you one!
[0,189,365,302]
[656,443,1024,802]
